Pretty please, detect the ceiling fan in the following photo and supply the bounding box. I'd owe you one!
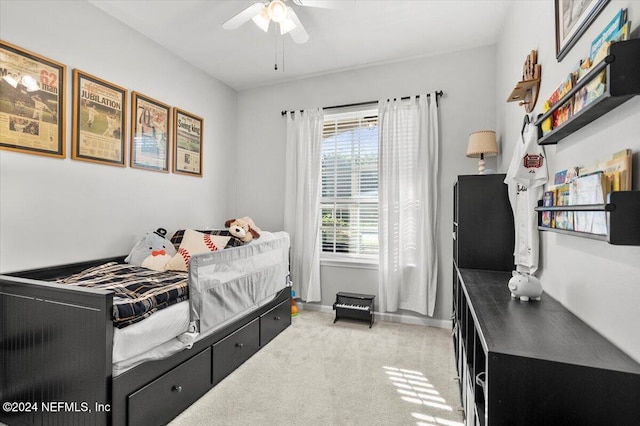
[223,0,344,44]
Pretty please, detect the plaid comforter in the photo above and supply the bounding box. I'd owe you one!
[57,262,188,328]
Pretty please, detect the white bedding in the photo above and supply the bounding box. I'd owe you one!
[112,231,290,377]
[112,301,190,364]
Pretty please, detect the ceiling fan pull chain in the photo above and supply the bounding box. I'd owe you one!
[274,26,278,71]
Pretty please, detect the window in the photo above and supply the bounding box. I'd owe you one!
[321,108,378,259]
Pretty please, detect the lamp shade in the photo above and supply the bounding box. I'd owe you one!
[466,130,498,174]
[466,130,498,158]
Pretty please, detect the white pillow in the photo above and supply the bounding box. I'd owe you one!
[164,229,230,272]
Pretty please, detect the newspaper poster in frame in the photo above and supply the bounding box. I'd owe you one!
[130,91,171,172]
[555,0,609,61]
[71,69,127,166]
[173,107,203,177]
[0,40,66,158]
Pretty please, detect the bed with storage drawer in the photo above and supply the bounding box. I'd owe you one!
[0,231,291,426]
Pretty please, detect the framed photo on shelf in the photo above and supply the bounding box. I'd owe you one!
[71,69,127,166]
[130,92,171,172]
[0,40,66,158]
[555,0,609,61]
[173,108,203,177]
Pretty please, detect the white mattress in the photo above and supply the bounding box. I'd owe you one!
[112,300,190,364]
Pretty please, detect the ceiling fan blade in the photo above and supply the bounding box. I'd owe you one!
[286,8,309,44]
[222,2,265,30]
[292,0,353,9]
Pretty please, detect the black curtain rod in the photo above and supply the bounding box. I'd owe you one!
[281,90,444,116]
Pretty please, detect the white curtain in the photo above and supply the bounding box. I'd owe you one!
[378,94,439,316]
[284,109,324,302]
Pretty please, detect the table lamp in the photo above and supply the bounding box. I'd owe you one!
[466,130,498,174]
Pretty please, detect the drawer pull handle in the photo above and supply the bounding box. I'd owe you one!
[274,316,281,321]
[235,342,244,348]
[172,385,182,393]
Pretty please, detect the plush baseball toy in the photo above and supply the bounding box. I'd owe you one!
[224,217,261,243]
[125,228,177,272]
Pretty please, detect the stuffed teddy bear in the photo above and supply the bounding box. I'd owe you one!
[125,228,177,272]
[224,217,261,243]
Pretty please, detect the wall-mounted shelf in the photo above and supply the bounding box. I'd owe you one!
[534,38,640,145]
[507,50,541,113]
[508,79,539,99]
[535,191,640,245]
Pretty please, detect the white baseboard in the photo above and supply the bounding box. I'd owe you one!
[297,302,451,329]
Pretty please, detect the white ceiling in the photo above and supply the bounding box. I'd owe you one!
[89,0,510,91]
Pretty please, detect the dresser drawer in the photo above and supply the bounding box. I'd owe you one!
[128,347,211,426]
[212,318,259,385]
[260,298,291,346]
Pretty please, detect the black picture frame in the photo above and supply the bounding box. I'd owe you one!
[555,0,609,61]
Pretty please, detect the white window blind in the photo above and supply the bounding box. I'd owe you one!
[321,108,378,258]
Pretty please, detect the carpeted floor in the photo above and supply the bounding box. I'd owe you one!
[169,310,464,426]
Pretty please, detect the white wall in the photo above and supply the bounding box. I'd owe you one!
[237,46,497,323]
[496,1,640,362]
[0,1,238,272]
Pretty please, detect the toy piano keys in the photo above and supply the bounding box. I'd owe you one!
[333,292,375,328]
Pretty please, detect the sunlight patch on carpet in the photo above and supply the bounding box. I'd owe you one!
[383,366,463,426]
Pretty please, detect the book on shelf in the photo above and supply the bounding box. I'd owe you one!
[541,150,632,235]
[570,172,610,235]
[551,74,574,129]
[541,190,555,228]
[578,148,632,192]
[582,21,631,110]
[573,59,593,115]
[589,8,628,65]
[554,184,573,230]
[591,20,631,66]
[573,9,630,113]
[554,167,579,185]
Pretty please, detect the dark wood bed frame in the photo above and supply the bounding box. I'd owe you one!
[0,256,291,426]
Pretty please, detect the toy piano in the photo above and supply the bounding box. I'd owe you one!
[332,292,375,328]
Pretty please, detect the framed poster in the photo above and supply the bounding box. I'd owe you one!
[71,69,127,166]
[130,91,171,172]
[0,40,66,158]
[555,0,609,61]
[173,108,203,177]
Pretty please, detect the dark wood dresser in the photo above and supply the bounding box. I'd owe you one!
[452,174,640,425]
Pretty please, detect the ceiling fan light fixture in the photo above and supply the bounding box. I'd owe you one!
[268,0,288,23]
[223,0,309,44]
[280,16,297,34]
[252,7,270,32]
